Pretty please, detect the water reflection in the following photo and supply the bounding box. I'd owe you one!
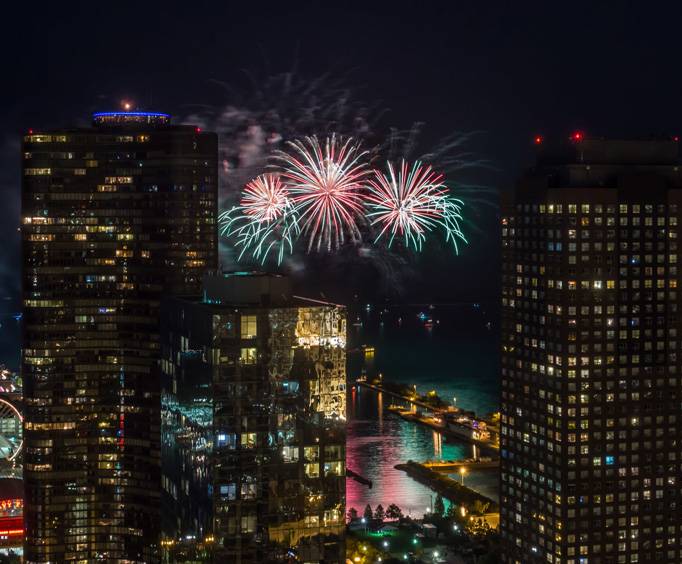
[348,385,481,516]
[345,304,500,515]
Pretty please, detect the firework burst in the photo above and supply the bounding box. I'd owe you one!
[275,134,370,252]
[241,173,289,222]
[219,174,300,265]
[366,160,467,252]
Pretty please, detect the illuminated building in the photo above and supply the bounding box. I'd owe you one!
[21,110,218,562]
[160,272,346,563]
[500,137,682,563]
[0,368,23,560]
[0,478,23,555]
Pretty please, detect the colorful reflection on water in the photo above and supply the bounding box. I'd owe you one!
[345,304,500,516]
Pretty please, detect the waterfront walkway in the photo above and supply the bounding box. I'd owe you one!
[395,461,498,509]
[357,378,500,450]
[423,458,499,472]
[356,380,450,414]
[356,379,498,429]
[392,409,500,451]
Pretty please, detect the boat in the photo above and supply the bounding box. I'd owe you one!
[444,414,491,442]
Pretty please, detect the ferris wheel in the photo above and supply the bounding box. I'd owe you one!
[0,398,23,462]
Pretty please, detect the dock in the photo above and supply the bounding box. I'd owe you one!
[356,379,499,430]
[395,461,499,509]
[356,380,451,415]
[398,410,498,450]
[346,468,372,488]
[423,458,499,472]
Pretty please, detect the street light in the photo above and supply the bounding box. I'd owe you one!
[459,466,467,486]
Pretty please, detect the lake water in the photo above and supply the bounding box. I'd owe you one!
[346,303,500,515]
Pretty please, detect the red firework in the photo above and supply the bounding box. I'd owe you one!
[240,173,289,223]
[275,134,370,252]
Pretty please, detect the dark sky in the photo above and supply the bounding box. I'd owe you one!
[1,0,682,306]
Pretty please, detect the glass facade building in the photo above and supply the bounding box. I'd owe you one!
[21,112,218,562]
[160,273,346,563]
[500,138,682,563]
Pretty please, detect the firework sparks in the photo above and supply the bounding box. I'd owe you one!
[275,134,370,252]
[366,160,467,252]
[219,175,301,265]
[241,173,289,222]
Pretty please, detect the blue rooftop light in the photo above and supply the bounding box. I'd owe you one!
[93,111,171,126]
[93,111,170,118]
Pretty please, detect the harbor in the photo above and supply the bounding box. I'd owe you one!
[355,378,500,451]
[346,302,499,517]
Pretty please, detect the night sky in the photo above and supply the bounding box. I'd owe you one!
[2,1,682,313]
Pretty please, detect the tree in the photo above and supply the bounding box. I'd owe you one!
[374,504,385,521]
[347,507,358,521]
[385,504,403,520]
[434,494,445,517]
[363,504,373,520]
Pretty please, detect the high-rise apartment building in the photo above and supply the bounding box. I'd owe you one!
[160,272,347,563]
[21,110,218,562]
[500,137,682,563]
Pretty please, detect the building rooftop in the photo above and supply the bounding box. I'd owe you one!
[193,272,343,308]
[92,110,171,127]
[512,136,682,195]
[202,272,292,306]
[535,136,679,166]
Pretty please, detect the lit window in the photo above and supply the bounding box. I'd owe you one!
[219,483,236,500]
[324,461,345,476]
[282,446,299,462]
[216,433,236,449]
[304,463,320,478]
[240,315,258,339]
[241,482,257,499]
[240,432,257,448]
[240,347,257,365]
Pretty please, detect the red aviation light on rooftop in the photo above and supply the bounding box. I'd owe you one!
[571,131,585,142]
[195,127,202,133]
[534,135,543,145]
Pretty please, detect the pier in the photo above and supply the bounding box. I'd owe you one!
[391,409,499,451]
[395,461,499,509]
[356,379,498,428]
[346,468,372,488]
[355,379,499,450]
[356,379,452,415]
[422,458,499,472]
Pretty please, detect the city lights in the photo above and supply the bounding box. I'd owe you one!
[10,9,679,564]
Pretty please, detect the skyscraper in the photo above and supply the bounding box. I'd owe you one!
[500,137,682,563]
[21,110,218,562]
[160,272,347,563]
